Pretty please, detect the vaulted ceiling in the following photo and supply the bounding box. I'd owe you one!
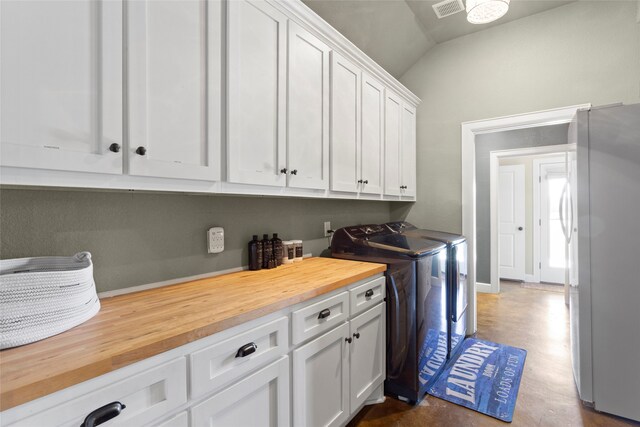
[302,0,574,78]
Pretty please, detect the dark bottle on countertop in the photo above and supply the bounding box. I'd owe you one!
[271,233,283,266]
[262,234,273,269]
[248,235,262,271]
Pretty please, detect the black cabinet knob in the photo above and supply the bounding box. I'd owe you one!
[363,180,368,184]
[358,179,363,184]
[518,226,524,231]
[290,169,298,175]
[280,168,288,174]
[236,342,258,358]
[81,401,126,427]
[345,337,352,344]
[353,332,360,339]
[108,143,121,153]
[365,289,374,298]
[318,308,331,319]
[135,146,147,156]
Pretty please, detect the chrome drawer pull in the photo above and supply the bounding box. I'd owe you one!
[236,342,258,358]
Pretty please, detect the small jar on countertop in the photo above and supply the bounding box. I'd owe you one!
[292,240,303,263]
[282,241,294,264]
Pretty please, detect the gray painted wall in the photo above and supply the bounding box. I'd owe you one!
[0,189,393,293]
[396,1,640,235]
[475,124,568,283]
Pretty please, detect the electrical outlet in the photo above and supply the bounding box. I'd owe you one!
[324,221,332,237]
[208,227,224,253]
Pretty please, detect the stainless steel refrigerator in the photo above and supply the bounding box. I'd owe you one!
[569,103,640,422]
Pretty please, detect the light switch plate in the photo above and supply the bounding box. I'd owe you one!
[208,227,224,253]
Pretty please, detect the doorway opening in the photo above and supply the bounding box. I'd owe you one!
[495,151,573,294]
[461,104,590,334]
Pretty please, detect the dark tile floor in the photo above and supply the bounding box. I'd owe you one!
[349,282,639,427]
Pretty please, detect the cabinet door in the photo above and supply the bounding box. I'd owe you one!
[330,52,361,193]
[360,74,385,195]
[128,0,221,181]
[293,323,349,427]
[227,0,287,187]
[350,303,385,412]
[0,0,122,174]
[287,22,330,190]
[191,356,290,427]
[400,103,417,198]
[384,92,402,196]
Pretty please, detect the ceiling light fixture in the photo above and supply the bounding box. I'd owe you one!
[466,0,510,24]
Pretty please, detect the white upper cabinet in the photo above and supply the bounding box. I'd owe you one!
[400,103,417,198]
[0,0,123,174]
[227,0,287,187]
[384,92,402,196]
[360,74,385,195]
[127,0,221,181]
[287,22,330,190]
[330,52,361,193]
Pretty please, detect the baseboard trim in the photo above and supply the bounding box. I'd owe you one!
[476,282,493,293]
[524,274,538,283]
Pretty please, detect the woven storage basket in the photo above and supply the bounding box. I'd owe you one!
[0,252,100,349]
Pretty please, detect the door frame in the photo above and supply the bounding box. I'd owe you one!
[488,145,572,294]
[461,103,590,333]
[497,163,526,283]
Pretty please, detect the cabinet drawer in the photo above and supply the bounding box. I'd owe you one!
[189,316,288,398]
[349,276,385,316]
[7,358,187,427]
[292,291,349,345]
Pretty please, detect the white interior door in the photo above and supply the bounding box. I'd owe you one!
[287,21,330,190]
[498,164,525,281]
[128,0,221,181]
[540,162,568,284]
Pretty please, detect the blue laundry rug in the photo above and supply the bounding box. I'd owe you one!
[428,338,527,422]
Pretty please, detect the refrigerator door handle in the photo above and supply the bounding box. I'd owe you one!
[567,184,575,244]
[559,181,569,242]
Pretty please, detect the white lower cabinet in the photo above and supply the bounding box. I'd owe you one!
[293,323,350,427]
[349,304,385,412]
[157,411,189,427]
[191,356,290,427]
[1,275,386,427]
[292,296,386,426]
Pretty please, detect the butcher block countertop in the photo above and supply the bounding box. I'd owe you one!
[0,257,385,411]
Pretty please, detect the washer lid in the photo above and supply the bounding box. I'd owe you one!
[365,234,445,257]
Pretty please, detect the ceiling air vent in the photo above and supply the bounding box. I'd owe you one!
[432,0,465,19]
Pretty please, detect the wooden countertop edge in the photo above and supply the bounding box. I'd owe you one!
[0,261,386,411]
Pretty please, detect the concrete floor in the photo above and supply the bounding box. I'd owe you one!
[349,282,639,427]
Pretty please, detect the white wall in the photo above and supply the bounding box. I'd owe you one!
[394,1,640,233]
